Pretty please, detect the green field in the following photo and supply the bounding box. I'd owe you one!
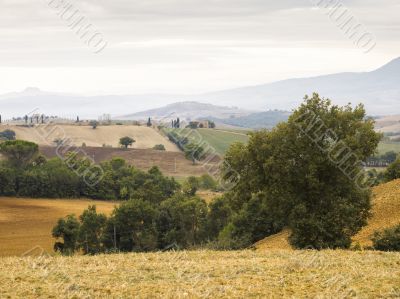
[377,142,400,155]
[166,128,249,155]
[196,129,249,155]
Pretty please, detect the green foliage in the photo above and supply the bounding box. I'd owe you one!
[52,215,80,256]
[78,206,107,255]
[182,176,200,196]
[372,224,400,251]
[384,159,400,182]
[109,199,159,252]
[0,129,16,141]
[0,140,38,168]
[119,136,135,148]
[206,197,232,241]
[0,143,179,201]
[152,144,166,151]
[0,166,17,196]
[184,143,204,164]
[199,174,218,190]
[157,194,208,249]
[221,93,381,249]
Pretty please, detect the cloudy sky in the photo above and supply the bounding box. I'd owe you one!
[0,0,399,95]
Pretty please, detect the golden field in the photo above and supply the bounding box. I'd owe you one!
[0,250,399,298]
[0,198,117,256]
[3,124,179,151]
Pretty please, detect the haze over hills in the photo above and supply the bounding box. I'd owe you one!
[192,57,400,114]
[0,57,399,119]
[119,101,253,121]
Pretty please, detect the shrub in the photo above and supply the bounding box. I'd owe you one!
[153,144,166,151]
[384,159,400,182]
[372,224,400,251]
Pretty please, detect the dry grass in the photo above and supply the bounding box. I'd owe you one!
[354,179,400,247]
[0,250,399,298]
[0,198,117,257]
[5,124,179,151]
[256,179,400,250]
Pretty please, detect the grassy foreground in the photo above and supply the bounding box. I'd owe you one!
[1,250,399,298]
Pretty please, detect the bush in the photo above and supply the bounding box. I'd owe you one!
[372,224,400,251]
[384,159,400,182]
[0,130,16,141]
[153,144,166,151]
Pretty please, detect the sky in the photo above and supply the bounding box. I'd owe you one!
[0,0,399,95]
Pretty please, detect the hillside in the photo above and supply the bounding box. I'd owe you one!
[1,250,399,298]
[255,179,400,250]
[3,124,179,151]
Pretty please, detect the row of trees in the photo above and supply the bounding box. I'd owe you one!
[166,131,205,164]
[0,140,180,200]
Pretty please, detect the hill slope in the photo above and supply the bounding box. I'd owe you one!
[256,179,400,250]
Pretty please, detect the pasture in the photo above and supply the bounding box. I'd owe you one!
[0,198,117,256]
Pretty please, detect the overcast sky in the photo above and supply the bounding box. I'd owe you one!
[0,0,399,95]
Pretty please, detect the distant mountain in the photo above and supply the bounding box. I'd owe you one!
[119,101,254,121]
[192,57,400,115]
[1,57,399,119]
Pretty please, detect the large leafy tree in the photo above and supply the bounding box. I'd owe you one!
[223,94,381,249]
[0,140,38,168]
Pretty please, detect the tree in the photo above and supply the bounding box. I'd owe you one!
[0,140,39,168]
[108,200,159,252]
[52,215,80,255]
[384,159,400,182]
[222,93,381,249]
[184,143,204,165]
[119,136,135,149]
[157,194,208,249]
[78,205,107,255]
[182,176,200,196]
[199,174,218,190]
[89,120,98,129]
[147,117,152,127]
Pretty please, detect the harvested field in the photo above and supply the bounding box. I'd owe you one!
[0,250,399,298]
[2,124,179,151]
[0,198,117,256]
[39,146,220,177]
